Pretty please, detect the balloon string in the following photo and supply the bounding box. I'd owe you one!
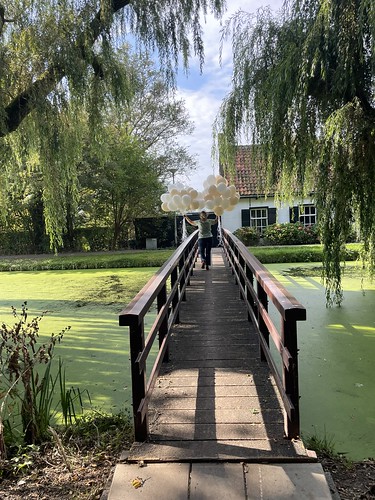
[182,216,188,241]
[217,216,223,247]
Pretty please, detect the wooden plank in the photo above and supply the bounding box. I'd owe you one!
[149,422,284,441]
[149,408,283,425]
[151,384,281,399]
[149,396,282,411]
[127,439,311,463]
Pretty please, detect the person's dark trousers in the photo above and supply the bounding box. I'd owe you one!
[198,237,213,266]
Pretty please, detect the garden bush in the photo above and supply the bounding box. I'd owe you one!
[263,222,320,245]
[233,227,260,246]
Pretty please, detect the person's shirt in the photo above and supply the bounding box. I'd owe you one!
[191,219,216,238]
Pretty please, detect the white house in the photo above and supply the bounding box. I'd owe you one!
[220,145,317,233]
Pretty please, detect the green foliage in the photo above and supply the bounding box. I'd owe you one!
[0,303,70,449]
[303,428,352,464]
[8,444,40,476]
[0,249,173,272]
[63,409,133,453]
[233,226,260,246]
[249,244,360,264]
[216,1,375,304]
[263,223,320,245]
[58,358,90,427]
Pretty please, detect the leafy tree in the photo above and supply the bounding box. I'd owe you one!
[216,1,375,305]
[0,0,225,247]
[81,132,162,249]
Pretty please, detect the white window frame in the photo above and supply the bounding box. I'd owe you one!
[250,207,268,233]
[299,205,317,226]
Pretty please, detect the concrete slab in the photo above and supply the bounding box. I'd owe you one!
[190,463,245,499]
[108,463,190,500]
[245,463,333,499]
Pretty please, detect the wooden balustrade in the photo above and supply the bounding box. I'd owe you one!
[119,231,198,441]
[221,228,306,438]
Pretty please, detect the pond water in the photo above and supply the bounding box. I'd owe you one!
[266,262,375,461]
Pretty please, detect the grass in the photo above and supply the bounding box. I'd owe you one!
[0,243,362,272]
[303,429,352,464]
[0,249,174,272]
[249,243,361,264]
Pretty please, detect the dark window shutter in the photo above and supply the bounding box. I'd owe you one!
[241,209,250,227]
[268,208,276,225]
[289,206,299,222]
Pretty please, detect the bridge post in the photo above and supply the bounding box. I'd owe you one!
[157,284,169,362]
[246,265,255,322]
[257,284,269,362]
[179,258,186,301]
[129,319,148,441]
[171,267,180,323]
[282,318,300,438]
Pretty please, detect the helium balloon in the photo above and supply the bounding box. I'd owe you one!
[221,198,230,209]
[208,184,218,196]
[205,199,215,210]
[217,182,227,194]
[173,194,181,205]
[161,202,170,212]
[168,201,177,211]
[169,188,178,196]
[182,194,191,207]
[206,175,216,186]
[214,206,224,216]
[161,193,170,202]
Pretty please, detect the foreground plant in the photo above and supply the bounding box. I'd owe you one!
[0,302,70,453]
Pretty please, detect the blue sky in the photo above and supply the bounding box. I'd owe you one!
[174,0,284,191]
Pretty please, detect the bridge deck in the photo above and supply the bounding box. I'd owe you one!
[127,248,311,462]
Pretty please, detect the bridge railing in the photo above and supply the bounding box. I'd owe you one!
[119,231,198,441]
[222,228,306,439]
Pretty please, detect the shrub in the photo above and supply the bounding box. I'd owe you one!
[263,223,320,245]
[0,303,71,454]
[233,227,261,246]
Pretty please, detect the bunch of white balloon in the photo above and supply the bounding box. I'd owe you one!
[160,174,240,216]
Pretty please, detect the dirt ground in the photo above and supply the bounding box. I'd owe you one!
[0,447,374,499]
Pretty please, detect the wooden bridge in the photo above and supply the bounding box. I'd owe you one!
[108,230,334,499]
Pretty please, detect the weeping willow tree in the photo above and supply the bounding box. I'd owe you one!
[0,0,226,248]
[216,0,375,305]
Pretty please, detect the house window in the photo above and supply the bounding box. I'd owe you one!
[250,208,268,232]
[299,205,316,226]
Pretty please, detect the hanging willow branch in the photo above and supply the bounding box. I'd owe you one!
[216,0,375,305]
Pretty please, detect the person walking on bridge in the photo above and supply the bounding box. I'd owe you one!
[184,211,218,270]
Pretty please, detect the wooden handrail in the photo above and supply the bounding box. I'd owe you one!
[119,230,198,441]
[222,228,306,438]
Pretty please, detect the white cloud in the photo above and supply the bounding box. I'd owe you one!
[174,1,284,192]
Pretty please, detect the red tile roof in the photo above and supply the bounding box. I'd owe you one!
[222,145,272,197]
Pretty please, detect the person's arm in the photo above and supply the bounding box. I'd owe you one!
[210,216,218,225]
[184,215,196,226]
